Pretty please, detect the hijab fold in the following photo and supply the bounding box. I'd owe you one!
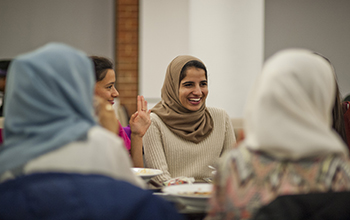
[0,43,97,175]
[242,49,348,160]
[152,55,213,143]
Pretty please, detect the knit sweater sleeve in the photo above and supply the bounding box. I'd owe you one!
[143,113,172,183]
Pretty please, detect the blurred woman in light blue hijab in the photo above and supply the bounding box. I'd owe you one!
[0,43,183,220]
[0,43,143,187]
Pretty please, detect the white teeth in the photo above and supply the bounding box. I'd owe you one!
[189,98,200,102]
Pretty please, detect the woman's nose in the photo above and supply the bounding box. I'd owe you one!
[192,85,202,95]
[112,86,119,98]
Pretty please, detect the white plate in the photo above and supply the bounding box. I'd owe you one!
[131,168,163,182]
[162,183,213,211]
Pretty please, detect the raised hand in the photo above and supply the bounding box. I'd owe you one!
[129,95,151,137]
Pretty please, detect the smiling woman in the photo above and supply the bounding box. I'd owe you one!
[143,55,236,185]
[95,69,119,105]
[91,56,151,168]
[178,61,208,111]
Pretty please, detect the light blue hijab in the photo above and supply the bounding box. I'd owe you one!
[0,43,97,175]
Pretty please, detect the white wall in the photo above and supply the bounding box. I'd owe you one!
[188,0,264,117]
[265,0,350,97]
[140,0,264,117]
[0,0,114,59]
[139,0,190,105]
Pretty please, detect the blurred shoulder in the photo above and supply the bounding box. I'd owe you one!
[88,126,114,138]
[87,126,124,146]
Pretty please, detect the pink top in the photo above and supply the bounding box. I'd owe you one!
[118,122,131,152]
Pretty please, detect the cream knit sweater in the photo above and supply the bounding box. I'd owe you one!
[143,107,236,183]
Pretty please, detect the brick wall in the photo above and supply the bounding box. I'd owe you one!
[115,0,139,117]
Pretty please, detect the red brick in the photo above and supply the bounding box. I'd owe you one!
[115,0,139,117]
[117,19,138,31]
[118,5,138,18]
[117,32,138,43]
[118,74,138,83]
[117,0,138,6]
[116,64,138,71]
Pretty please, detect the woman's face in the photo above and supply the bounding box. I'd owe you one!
[178,67,208,111]
[94,69,119,105]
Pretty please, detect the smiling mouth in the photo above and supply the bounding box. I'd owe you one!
[108,100,115,105]
[189,98,201,102]
[188,98,201,105]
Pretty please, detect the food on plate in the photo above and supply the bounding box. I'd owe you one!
[178,191,212,196]
[131,168,162,183]
[134,169,155,175]
[164,177,195,186]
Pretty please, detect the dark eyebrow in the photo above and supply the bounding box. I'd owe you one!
[105,82,114,86]
[181,80,207,84]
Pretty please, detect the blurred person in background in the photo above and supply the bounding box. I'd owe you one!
[0,59,11,144]
[332,85,348,148]
[0,43,182,220]
[206,49,350,220]
[0,59,11,117]
[341,92,350,150]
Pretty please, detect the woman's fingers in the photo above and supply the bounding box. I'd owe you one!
[143,99,148,112]
[137,95,148,113]
[141,96,147,112]
[129,96,151,137]
[137,95,142,112]
[130,111,139,123]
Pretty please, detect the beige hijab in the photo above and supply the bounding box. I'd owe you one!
[243,49,348,160]
[152,55,213,143]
